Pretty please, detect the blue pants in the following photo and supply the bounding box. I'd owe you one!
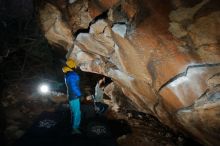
[69,99,81,129]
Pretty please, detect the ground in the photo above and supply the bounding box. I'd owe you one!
[0,83,201,146]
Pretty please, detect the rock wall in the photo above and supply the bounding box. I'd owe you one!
[38,0,220,145]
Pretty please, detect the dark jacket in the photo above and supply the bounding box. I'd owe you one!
[65,71,82,101]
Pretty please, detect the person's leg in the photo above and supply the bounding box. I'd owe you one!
[69,98,81,129]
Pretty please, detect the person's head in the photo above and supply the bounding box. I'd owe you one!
[62,66,73,74]
[66,58,77,69]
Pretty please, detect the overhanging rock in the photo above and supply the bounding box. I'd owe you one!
[38,0,220,145]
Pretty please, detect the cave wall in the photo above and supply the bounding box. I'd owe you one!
[38,0,220,145]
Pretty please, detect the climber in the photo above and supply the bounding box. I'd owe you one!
[93,77,108,114]
[95,78,105,102]
[62,59,82,134]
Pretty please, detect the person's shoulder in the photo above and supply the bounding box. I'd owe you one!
[66,72,73,78]
[95,83,99,88]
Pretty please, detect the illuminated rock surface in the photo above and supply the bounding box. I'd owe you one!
[38,0,220,145]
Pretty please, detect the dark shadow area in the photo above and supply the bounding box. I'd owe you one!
[14,103,131,146]
[124,110,202,146]
[0,106,6,146]
[78,71,112,97]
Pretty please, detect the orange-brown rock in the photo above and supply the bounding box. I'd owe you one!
[38,0,220,145]
[39,3,73,49]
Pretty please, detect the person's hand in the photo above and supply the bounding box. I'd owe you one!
[81,96,93,104]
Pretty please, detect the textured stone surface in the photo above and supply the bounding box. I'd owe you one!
[188,11,220,47]
[39,3,73,49]
[67,0,92,32]
[38,0,220,145]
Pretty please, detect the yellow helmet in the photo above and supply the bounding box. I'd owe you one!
[66,58,77,69]
[62,66,73,73]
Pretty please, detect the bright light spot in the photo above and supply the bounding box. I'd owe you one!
[39,84,50,94]
[169,76,189,87]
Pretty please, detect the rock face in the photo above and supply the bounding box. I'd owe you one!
[38,0,220,145]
